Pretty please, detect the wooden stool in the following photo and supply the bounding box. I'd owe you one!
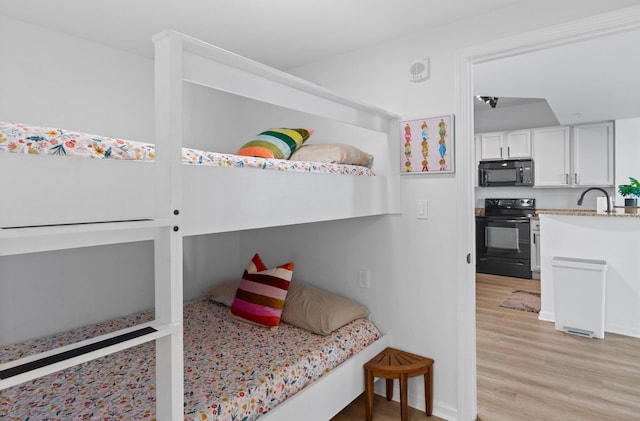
[364,347,433,421]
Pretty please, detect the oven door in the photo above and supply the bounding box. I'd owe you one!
[476,217,531,278]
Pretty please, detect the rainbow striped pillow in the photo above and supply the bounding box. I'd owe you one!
[236,128,313,159]
[230,254,293,328]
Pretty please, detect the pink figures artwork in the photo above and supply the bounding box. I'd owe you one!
[438,118,448,171]
[421,121,429,172]
[400,115,454,174]
[404,123,413,172]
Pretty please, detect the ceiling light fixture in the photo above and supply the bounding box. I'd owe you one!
[476,96,499,108]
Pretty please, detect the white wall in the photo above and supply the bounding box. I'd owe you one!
[614,118,640,206]
[182,232,243,300]
[0,241,155,345]
[0,16,153,141]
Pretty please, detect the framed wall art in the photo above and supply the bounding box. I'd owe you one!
[400,114,454,174]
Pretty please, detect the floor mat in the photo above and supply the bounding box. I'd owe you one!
[500,290,541,313]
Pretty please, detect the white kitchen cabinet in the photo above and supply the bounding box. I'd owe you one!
[480,132,504,160]
[506,130,533,158]
[479,129,531,160]
[533,122,614,187]
[572,122,614,186]
[532,126,571,186]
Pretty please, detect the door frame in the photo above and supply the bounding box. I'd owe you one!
[454,6,640,420]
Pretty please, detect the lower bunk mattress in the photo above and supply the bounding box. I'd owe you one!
[0,299,381,420]
[0,122,375,176]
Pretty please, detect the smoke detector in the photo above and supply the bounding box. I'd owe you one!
[409,58,430,82]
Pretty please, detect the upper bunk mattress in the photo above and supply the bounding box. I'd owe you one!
[0,299,381,420]
[0,122,375,176]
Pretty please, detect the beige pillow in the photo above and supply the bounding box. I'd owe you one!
[289,144,373,167]
[281,281,369,335]
[205,279,369,335]
[205,279,241,307]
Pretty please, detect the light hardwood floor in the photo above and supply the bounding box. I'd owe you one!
[332,393,445,421]
[334,273,640,420]
[476,273,640,421]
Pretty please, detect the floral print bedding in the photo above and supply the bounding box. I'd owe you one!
[0,122,155,160]
[0,299,381,420]
[181,149,374,176]
[0,122,374,176]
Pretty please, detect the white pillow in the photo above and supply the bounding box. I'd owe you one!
[290,144,373,167]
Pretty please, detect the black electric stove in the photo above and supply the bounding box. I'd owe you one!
[476,198,536,279]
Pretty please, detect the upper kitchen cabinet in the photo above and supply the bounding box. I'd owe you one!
[479,129,531,160]
[532,126,571,186]
[572,122,614,186]
[533,122,614,187]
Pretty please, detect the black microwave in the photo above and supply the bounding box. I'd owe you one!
[478,159,534,187]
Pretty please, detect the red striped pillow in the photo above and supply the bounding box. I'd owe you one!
[230,254,293,328]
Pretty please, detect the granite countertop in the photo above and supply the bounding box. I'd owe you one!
[535,208,640,218]
[475,207,640,218]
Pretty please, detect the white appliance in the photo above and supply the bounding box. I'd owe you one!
[552,257,607,339]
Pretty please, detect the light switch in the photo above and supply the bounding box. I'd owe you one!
[416,199,428,219]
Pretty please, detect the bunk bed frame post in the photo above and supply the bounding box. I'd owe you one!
[154,227,184,420]
[386,119,401,208]
[153,31,185,420]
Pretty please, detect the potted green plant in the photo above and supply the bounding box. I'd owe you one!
[618,176,640,213]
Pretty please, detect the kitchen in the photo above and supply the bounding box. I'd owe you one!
[472,27,640,339]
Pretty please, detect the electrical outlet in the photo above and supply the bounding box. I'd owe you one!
[358,270,371,288]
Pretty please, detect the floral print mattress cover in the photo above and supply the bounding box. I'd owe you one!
[0,122,374,176]
[0,299,381,420]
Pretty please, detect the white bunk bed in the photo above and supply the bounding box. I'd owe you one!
[0,30,399,420]
[157,30,401,236]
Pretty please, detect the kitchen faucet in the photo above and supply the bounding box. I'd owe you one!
[577,187,612,213]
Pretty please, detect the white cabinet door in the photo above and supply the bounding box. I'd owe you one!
[572,122,614,186]
[479,130,531,160]
[533,126,571,186]
[505,130,531,158]
[480,132,504,160]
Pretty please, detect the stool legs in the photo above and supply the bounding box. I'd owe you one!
[399,373,408,421]
[365,369,374,421]
[425,367,433,416]
[366,373,433,420]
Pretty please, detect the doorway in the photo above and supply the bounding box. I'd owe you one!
[455,7,640,420]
